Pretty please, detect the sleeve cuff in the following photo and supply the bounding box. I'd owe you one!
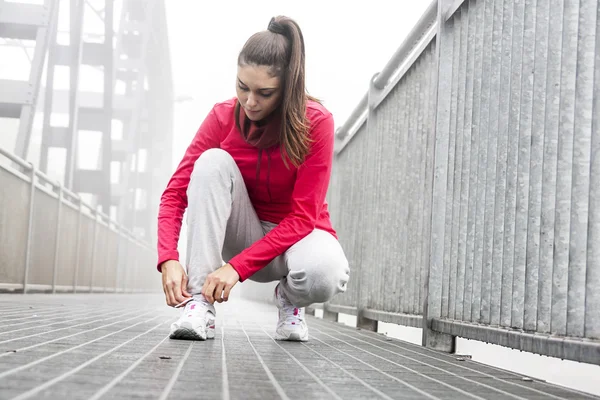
[157,251,180,273]
[228,258,250,282]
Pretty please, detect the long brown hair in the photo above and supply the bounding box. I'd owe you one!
[238,16,317,167]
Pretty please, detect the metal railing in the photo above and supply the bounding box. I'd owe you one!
[323,0,600,366]
[0,146,159,294]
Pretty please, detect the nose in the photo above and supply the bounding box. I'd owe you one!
[246,93,257,108]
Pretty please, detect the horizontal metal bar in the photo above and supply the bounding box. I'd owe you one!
[373,0,439,90]
[363,309,423,329]
[0,145,31,168]
[0,283,24,291]
[370,25,437,111]
[0,79,34,105]
[0,3,48,39]
[335,93,368,140]
[23,284,53,292]
[0,3,48,26]
[325,304,358,316]
[432,319,600,366]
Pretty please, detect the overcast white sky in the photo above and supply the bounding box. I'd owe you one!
[165,1,431,165]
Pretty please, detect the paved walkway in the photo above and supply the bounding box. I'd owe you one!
[0,294,596,400]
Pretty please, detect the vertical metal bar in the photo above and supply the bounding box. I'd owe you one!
[101,0,115,213]
[538,0,564,334]
[453,4,469,321]
[585,0,600,341]
[39,0,60,173]
[514,0,537,331]
[395,73,409,314]
[405,69,416,315]
[480,0,505,325]
[355,73,381,331]
[414,53,427,315]
[411,64,422,315]
[114,225,121,293]
[501,0,525,330]
[422,0,455,352]
[420,44,437,315]
[104,220,110,293]
[462,0,480,323]
[131,239,138,294]
[52,184,63,294]
[551,0,579,337]
[473,0,495,324]
[23,165,37,294]
[524,0,549,333]
[15,0,60,159]
[73,198,83,293]
[567,0,595,340]
[89,209,99,293]
[65,0,85,189]
[442,13,460,320]
[491,0,513,328]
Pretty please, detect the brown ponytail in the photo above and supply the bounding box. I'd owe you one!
[238,16,317,167]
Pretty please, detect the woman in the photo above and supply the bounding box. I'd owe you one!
[157,16,350,342]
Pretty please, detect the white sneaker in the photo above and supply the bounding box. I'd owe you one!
[170,296,216,341]
[273,283,308,341]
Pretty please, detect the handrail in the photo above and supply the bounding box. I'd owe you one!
[335,0,438,141]
[0,145,152,250]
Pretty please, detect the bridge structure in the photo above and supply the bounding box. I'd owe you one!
[0,0,599,399]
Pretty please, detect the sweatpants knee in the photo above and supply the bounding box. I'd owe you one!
[190,148,235,185]
[284,238,350,307]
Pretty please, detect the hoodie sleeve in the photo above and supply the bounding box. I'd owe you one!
[156,107,223,271]
[228,112,335,281]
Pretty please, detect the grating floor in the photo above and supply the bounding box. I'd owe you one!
[0,294,596,400]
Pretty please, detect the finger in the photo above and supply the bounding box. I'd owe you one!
[181,275,192,297]
[223,284,233,302]
[214,282,226,303]
[165,281,176,307]
[172,281,187,304]
[203,280,216,304]
[162,278,170,306]
[201,279,208,299]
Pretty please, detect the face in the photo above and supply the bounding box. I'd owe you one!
[236,64,282,121]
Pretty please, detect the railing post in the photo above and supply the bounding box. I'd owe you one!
[355,73,385,332]
[89,208,99,293]
[131,239,138,294]
[322,306,338,322]
[23,163,37,294]
[114,225,121,293]
[421,0,456,352]
[51,183,63,294]
[103,218,110,293]
[73,198,83,293]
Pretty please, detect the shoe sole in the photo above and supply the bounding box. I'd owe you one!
[170,327,215,341]
[274,331,308,342]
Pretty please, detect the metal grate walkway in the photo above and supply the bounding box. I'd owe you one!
[0,294,596,400]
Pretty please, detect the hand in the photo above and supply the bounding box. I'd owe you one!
[161,260,192,307]
[201,263,239,304]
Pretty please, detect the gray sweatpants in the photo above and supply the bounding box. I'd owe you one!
[185,148,350,308]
